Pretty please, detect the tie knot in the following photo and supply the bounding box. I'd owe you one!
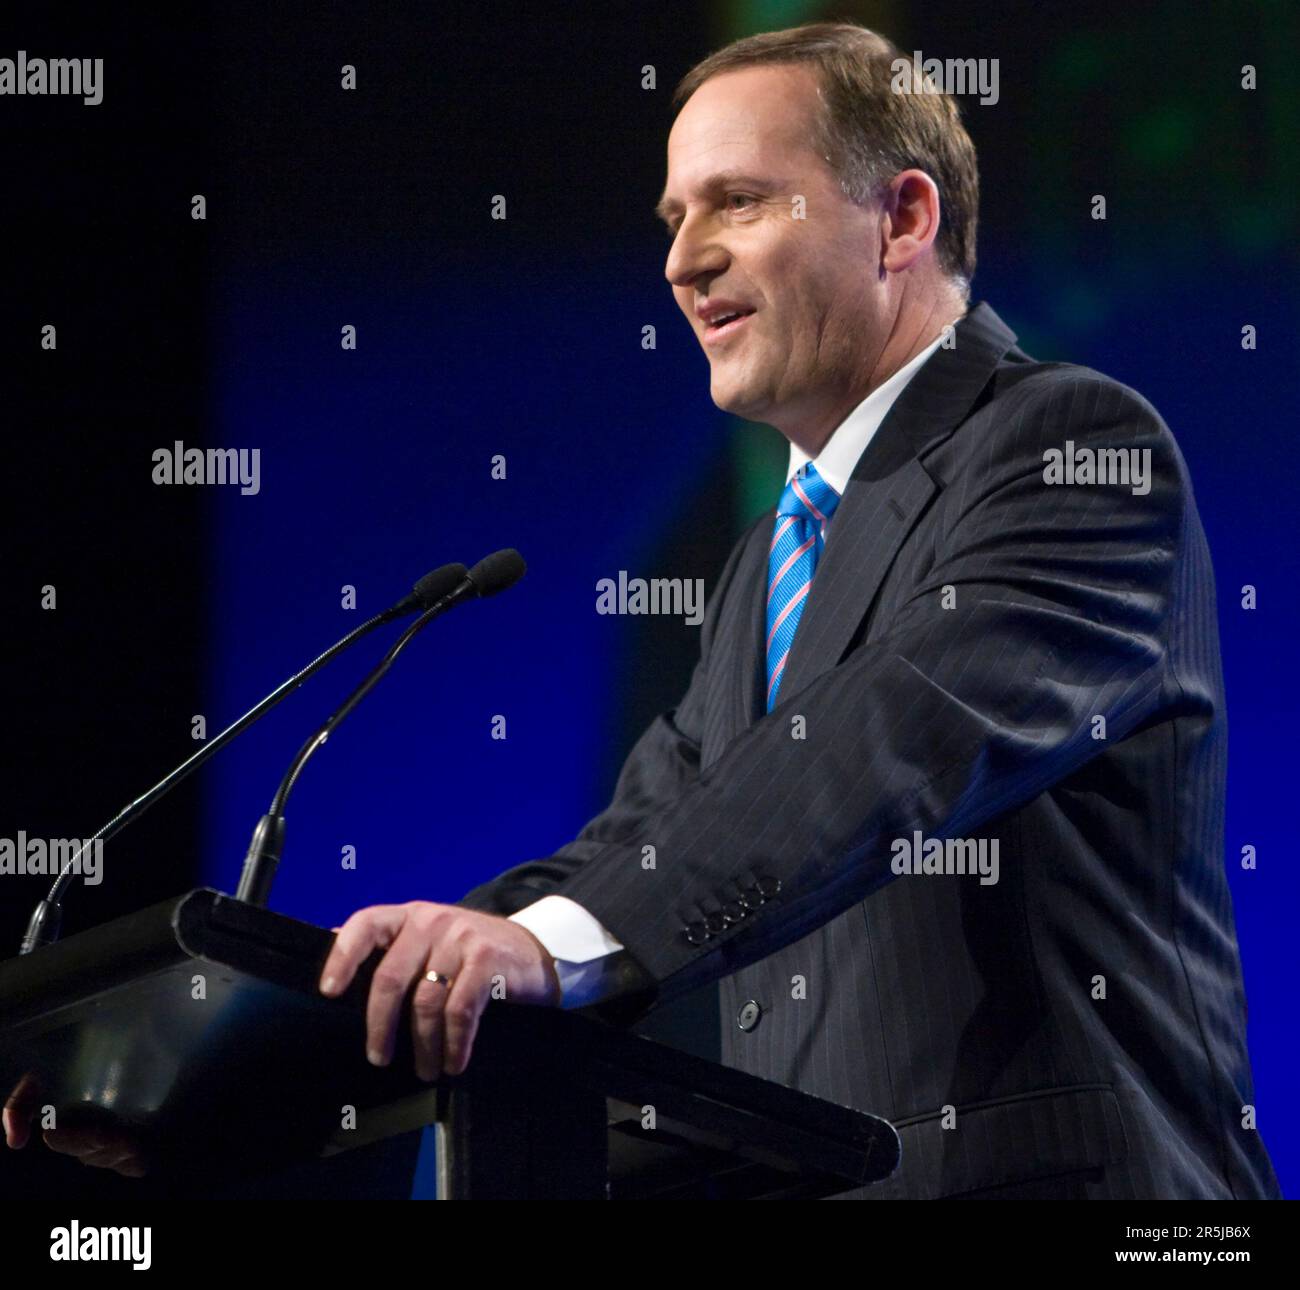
[778,462,841,528]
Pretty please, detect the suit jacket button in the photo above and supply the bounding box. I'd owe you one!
[757,876,782,900]
[705,911,726,934]
[721,901,745,923]
[737,1000,762,1032]
[684,921,709,945]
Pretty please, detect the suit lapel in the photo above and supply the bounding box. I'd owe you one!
[734,303,1020,724]
[712,520,770,742]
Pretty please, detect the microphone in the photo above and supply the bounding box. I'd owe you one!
[458,547,526,598]
[18,561,468,956]
[234,550,526,907]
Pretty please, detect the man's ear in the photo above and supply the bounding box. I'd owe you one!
[879,169,942,275]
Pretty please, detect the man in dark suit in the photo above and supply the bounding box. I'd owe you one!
[16,21,1274,1198]
[318,22,1277,1199]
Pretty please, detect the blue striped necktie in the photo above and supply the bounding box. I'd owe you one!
[765,462,841,710]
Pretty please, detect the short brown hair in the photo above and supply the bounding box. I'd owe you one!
[673,22,979,290]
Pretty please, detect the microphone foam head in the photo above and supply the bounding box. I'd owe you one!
[468,548,526,598]
[412,562,469,608]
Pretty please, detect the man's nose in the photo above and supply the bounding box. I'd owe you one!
[665,217,729,290]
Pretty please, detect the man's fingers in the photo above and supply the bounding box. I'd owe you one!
[3,1073,44,1150]
[45,1129,148,1177]
[43,1127,107,1155]
[83,1146,147,1175]
[3,1106,26,1149]
[323,902,560,1078]
[2,1105,32,1151]
[409,974,449,1082]
[439,961,494,1077]
[319,905,406,998]
[365,920,450,1067]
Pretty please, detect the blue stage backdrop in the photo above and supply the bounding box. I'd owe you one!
[193,1,1298,1196]
[199,244,724,918]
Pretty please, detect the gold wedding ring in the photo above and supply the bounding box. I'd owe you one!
[424,971,454,988]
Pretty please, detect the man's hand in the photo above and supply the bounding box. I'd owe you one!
[319,902,561,1081]
[3,1072,149,1177]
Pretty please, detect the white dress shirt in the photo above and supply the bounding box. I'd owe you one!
[510,327,953,1007]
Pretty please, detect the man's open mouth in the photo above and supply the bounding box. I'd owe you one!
[703,309,755,342]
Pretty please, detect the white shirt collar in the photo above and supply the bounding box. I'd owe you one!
[785,330,950,495]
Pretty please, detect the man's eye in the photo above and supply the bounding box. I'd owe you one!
[726,193,755,210]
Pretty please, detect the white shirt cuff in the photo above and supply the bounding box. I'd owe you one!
[509,895,629,1009]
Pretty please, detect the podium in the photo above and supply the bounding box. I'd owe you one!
[0,889,900,1199]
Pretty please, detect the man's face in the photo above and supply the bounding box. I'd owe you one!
[659,64,884,431]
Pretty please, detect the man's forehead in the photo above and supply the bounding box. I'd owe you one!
[663,65,822,193]
[670,64,820,151]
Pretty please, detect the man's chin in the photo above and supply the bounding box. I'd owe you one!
[709,378,768,422]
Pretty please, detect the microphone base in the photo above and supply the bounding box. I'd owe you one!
[19,899,64,955]
[234,814,285,907]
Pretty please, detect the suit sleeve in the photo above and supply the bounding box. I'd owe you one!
[547,374,1191,1004]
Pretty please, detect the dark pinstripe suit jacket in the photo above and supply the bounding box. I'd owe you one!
[462,302,1280,1200]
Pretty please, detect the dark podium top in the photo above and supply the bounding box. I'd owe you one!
[0,889,900,1199]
